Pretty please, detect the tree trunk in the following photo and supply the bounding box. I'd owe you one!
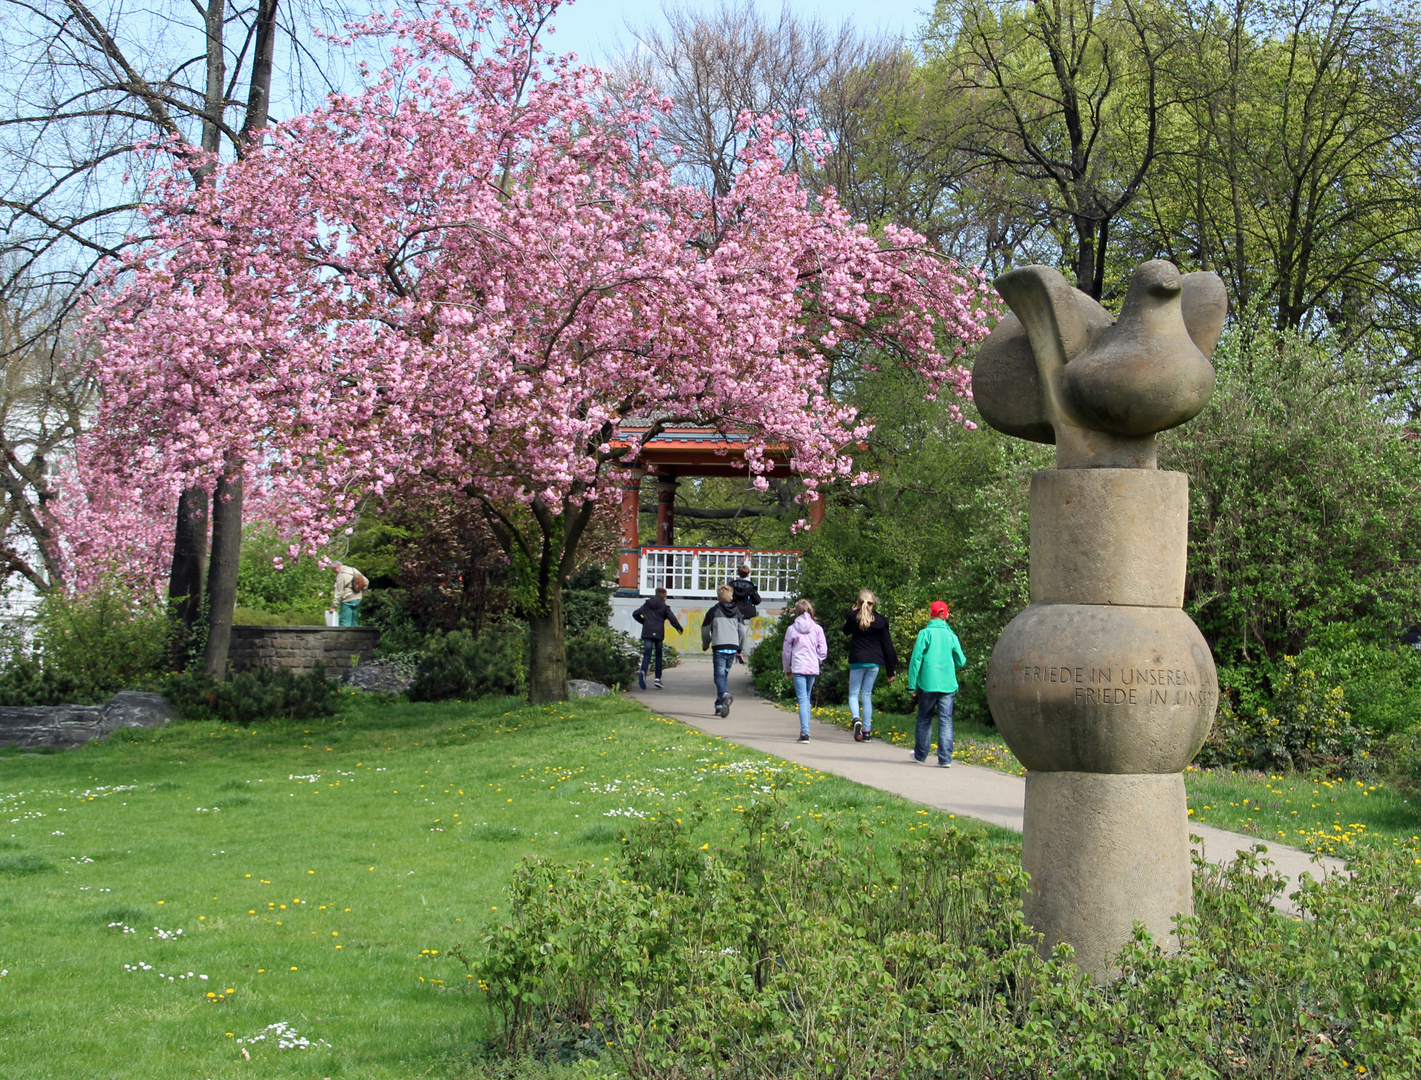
[167,485,209,665]
[200,467,242,680]
[238,0,278,148]
[527,583,567,703]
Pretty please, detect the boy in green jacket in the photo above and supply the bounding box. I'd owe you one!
[906,601,968,767]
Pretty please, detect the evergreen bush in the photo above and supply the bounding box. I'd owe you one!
[0,659,98,706]
[407,626,527,702]
[160,664,340,723]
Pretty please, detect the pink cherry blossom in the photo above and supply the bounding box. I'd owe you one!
[78,0,995,693]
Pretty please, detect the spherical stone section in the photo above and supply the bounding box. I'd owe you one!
[987,604,1217,773]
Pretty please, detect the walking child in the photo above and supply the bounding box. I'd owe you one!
[701,584,748,717]
[906,601,967,766]
[782,598,828,743]
[632,587,683,689]
[842,589,896,742]
[731,562,761,620]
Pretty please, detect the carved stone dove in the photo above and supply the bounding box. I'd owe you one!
[972,260,1227,468]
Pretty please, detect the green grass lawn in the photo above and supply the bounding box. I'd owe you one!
[809,702,1421,856]
[0,692,1012,1080]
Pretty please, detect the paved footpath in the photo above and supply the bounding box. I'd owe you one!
[629,655,1346,915]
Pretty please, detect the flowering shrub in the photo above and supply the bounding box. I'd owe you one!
[1198,656,1374,777]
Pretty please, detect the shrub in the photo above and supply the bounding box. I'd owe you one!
[747,606,793,702]
[0,658,100,706]
[565,627,638,689]
[235,525,330,624]
[473,800,1421,1078]
[1383,728,1421,793]
[408,626,527,702]
[1197,656,1374,777]
[1286,625,1421,739]
[161,665,340,723]
[561,587,612,637]
[0,581,175,702]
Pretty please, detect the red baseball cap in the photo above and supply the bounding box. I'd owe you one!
[929,600,949,620]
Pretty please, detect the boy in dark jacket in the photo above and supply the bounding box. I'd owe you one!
[731,563,761,620]
[633,588,683,690]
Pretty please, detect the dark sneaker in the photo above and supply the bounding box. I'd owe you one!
[638,671,646,690]
[861,730,873,742]
[797,733,810,743]
[654,678,663,689]
[721,694,733,713]
[852,719,863,742]
[714,702,727,717]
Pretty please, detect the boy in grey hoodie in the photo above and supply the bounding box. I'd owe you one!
[701,584,748,716]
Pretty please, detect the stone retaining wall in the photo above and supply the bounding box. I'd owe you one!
[227,625,381,676]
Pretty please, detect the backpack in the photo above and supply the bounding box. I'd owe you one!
[731,577,758,618]
[352,571,368,593]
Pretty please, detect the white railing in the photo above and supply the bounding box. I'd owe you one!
[638,547,800,600]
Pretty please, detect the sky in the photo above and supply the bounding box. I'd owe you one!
[542,0,936,67]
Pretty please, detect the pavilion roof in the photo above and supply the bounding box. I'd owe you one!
[610,423,796,478]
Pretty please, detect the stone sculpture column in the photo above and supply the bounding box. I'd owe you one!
[972,260,1227,980]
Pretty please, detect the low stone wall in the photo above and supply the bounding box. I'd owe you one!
[228,625,381,676]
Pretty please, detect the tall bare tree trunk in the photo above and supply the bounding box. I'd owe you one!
[200,465,242,680]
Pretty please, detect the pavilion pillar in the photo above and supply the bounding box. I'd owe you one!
[807,493,825,530]
[656,475,677,546]
[617,467,645,593]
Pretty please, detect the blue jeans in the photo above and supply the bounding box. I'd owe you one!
[640,639,664,678]
[847,665,879,727]
[712,650,736,702]
[338,599,361,626]
[793,673,817,736]
[914,691,955,764]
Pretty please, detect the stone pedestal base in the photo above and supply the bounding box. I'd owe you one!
[1022,771,1192,980]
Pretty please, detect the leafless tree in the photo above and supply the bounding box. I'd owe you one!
[0,0,370,674]
[613,0,902,196]
[923,0,1182,301]
[0,288,95,594]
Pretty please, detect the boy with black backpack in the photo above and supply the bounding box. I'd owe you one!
[731,562,760,620]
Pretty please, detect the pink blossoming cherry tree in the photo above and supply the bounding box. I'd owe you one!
[85,0,993,701]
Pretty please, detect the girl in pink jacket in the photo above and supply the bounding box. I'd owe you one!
[782,599,828,742]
